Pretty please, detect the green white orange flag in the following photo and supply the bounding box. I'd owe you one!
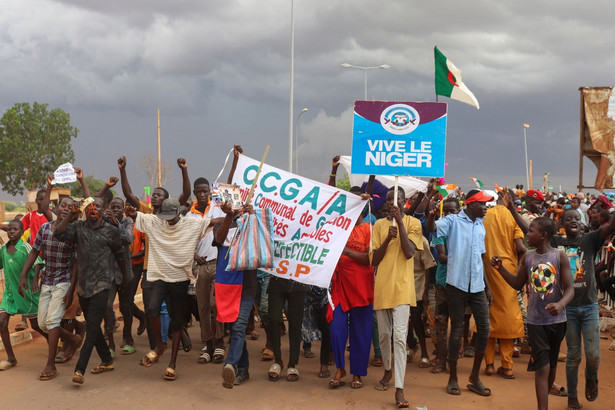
[436,183,458,198]
[434,46,479,109]
[470,177,483,188]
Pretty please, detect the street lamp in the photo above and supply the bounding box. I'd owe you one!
[340,63,390,100]
[523,123,530,190]
[288,0,296,172]
[294,108,308,173]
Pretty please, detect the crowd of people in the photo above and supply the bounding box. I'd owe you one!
[1,148,614,410]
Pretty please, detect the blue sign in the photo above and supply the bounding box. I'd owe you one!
[351,101,447,177]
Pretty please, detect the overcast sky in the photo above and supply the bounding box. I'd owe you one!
[2,0,614,201]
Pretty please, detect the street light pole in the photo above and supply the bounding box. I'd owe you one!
[294,108,308,174]
[523,123,530,190]
[288,0,295,172]
[341,63,390,100]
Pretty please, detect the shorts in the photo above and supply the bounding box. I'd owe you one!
[38,282,71,333]
[146,280,189,332]
[0,308,37,320]
[527,322,566,371]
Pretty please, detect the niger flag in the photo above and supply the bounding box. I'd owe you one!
[434,46,479,109]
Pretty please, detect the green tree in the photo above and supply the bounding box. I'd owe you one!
[336,175,351,191]
[0,102,78,195]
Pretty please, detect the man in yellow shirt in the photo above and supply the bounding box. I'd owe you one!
[371,187,423,409]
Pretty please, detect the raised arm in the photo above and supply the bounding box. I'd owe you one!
[600,210,615,239]
[328,155,340,186]
[177,158,191,205]
[501,187,529,235]
[96,176,118,199]
[117,156,140,209]
[214,201,236,245]
[227,144,243,184]
[40,174,55,222]
[74,167,91,198]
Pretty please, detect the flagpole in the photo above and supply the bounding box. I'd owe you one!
[523,124,529,190]
[392,176,399,227]
[157,109,161,187]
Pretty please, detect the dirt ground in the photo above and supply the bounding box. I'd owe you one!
[1,314,615,410]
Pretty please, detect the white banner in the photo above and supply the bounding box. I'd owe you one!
[52,162,77,184]
[232,154,365,288]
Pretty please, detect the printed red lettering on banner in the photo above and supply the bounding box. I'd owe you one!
[276,260,289,275]
[294,264,310,277]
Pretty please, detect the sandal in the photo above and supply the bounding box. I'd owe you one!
[329,378,345,388]
[260,347,274,361]
[371,356,383,367]
[39,369,58,380]
[549,383,567,396]
[318,369,330,378]
[304,350,315,358]
[14,321,27,331]
[585,378,598,402]
[286,367,299,382]
[0,360,16,371]
[181,328,192,352]
[446,382,461,395]
[213,347,225,363]
[142,350,159,367]
[249,330,260,340]
[467,381,491,396]
[418,357,430,368]
[55,351,67,363]
[164,367,176,381]
[72,371,84,384]
[91,363,114,374]
[121,345,136,355]
[136,319,146,336]
[485,363,495,376]
[396,399,410,408]
[268,363,281,381]
[497,366,515,379]
[351,379,363,389]
[198,352,211,364]
[375,380,389,391]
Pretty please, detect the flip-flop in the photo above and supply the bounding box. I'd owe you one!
[485,364,495,375]
[467,381,491,396]
[497,366,515,379]
[585,378,598,402]
[418,357,430,368]
[142,350,159,367]
[446,382,461,395]
[164,367,176,381]
[396,399,410,408]
[329,378,346,388]
[549,383,567,396]
[121,345,136,355]
[351,379,363,389]
[91,364,114,374]
[55,351,67,363]
[318,369,330,378]
[304,350,315,358]
[72,371,84,384]
[0,360,17,371]
[39,369,58,380]
[375,380,389,391]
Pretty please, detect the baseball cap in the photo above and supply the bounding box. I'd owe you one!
[157,198,181,220]
[465,189,494,204]
[526,189,545,201]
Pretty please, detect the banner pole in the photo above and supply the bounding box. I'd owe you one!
[392,175,399,227]
[225,145,270,259]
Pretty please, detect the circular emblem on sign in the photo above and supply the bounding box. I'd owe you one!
[380,104,420,135]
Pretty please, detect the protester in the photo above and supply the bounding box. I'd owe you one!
[54,197,128,384]
[430,189,493,398]
[372,187,423,409]
[481,191,526,379]
[328,194,373,389]
[0,220,44,371]
[552,209,615,409]
[18,174,85,380]
[128,197,209,381]
[491,217,573,410]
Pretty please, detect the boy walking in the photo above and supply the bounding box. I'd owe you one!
[491,217,573,410]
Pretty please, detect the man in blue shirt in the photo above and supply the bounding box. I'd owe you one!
[430,189,493,398]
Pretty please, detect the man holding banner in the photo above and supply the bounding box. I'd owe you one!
[372,188,423,409]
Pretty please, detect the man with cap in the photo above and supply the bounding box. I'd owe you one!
[127,197,209,381]
[429,189,494,397]
[502,188,545,235]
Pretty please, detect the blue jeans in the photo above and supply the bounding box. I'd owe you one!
[565,303,600,399]
[226,297,254,373]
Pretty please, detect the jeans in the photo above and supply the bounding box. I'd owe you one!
[75,290,112,374]
[565,303,600,399]
[447,285,490,361]
[226,297,254,372]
